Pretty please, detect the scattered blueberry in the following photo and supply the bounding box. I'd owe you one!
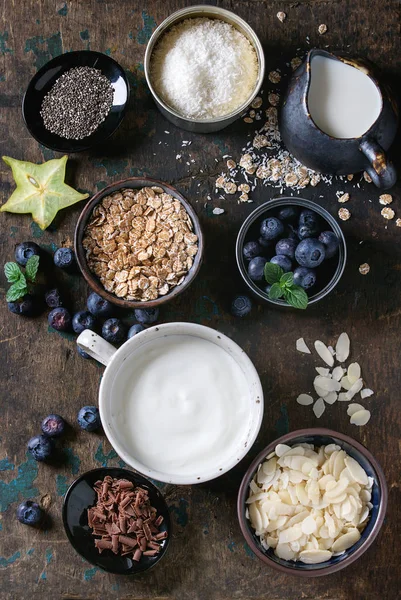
[278,206,299,222]
[45,288,62,308]
[258,236,271,249]
[231,295,252,317]
[264,284,272,295]
[295,238,326,268]
[54,247,76,270]
[248,256,267,281]
[77,346,91,359]
[270,254,292,272]
[41,414,65,437]
[243,240,262,261]
[87,292,113,317]
[318,231,340,259]
[260,217,284,241]
[15,242,40,267]
[298,223,320,240]
[134,308,159,325]
[27,434,54,461]
[77,406,101,432]
[275,238,297,260]
[127,324,145,339]
[16,500,43,526]
[102,318,126,343]
[72,310,96,334]
[7,294,36,316]
[293,266,317,290]
[48,307,71,331]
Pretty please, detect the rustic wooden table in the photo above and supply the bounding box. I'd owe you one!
[1,0,400,598]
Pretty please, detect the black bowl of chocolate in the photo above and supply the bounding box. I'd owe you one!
[62,468,171,574]
[22,50,130,153]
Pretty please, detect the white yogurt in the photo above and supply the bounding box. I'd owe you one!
[111,335,251,478]
[308,55,382,139]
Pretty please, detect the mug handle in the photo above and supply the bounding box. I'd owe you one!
[76,329,117,366]
[359,138,397,190]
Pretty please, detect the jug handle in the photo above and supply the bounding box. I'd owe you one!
[76,329,117,366]
[359,139,397,190]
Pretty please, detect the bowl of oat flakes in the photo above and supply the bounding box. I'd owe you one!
[75,178,203,307]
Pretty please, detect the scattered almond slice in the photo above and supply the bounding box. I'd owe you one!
[344,456,368,485]
[360,388,374,399]
[340,376,353,391]
[314,340,334,367]
[335,332,350,362]
[328,345,335,356]
[314,376,341,392]
[347,403,365,416]
[276,444,292,457]
[296,337,311,354]
[313,398,325,418]
[332,366,345,381]
[350,409,371,426]
[338,392,349,402]
[314,382,329,397]
[297,394,314,406]
[316,367,331,377]
[347,362,361,384]
[299,549,332,564]
[324,392,338,405]
[345,378,363,401]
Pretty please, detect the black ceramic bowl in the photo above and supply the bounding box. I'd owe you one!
[22,50,130,152]
[62,467,171,575]
[236,197,346,307]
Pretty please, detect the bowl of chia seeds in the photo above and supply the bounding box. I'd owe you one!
[22,50,130,152]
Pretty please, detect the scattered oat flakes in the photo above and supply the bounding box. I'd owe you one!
[244,117,254,124]
[213,207,224,215]
[239,192,249,202]
[338,193,350,203]
[253,134,269,149]
[359,263,370,275]
[224,182,237,194]
[268,93,280,106]
[238,183,250,193]
[396,218,401,227]
[381,206,395,220]
[290,56,302,70]
[226,159,236,170]
[268,70,281,84]
[285,172,299,187]
[276,11,286,22]
[338,207,351,221]
[379,194,392,205]
[251,96,263,109]
[347,174,354,181]
[249,109,256,118]
[363,171,372,183]
[318,23,328,34]
[215,175,225,188]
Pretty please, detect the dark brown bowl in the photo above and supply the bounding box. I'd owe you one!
[237,429,387,577]
[74,177,204,308]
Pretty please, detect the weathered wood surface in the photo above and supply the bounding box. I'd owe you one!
[0,0,400,598]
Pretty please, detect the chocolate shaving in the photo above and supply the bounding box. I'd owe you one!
[87,476,167,563]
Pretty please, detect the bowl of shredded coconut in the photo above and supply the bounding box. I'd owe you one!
[145,6,265,133]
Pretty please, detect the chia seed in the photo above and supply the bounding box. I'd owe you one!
[40,66,114,140]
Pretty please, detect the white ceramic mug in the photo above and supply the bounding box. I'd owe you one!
[77,322,264,485]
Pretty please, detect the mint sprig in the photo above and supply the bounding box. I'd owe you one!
[4,255,40,302]
[264,261,308,309]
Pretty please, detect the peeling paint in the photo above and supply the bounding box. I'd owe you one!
[24,33,62,69]
[91,158,128,177]
[275,404,289,437]
[94,442,118,467]
[30,221,44,238]
[243,542,255,559]
[56,474,69,496]
[227,541,236,552]
[170,498,189,527]
[0,457,14,471]
[137,11,156,45]
[63,448,80,475]
[0,32,12,55]
[84,566,99,581]
[0,454,38,512]
[194,295,220,321]
[58,3,68,16]
[9,226,18,238]
[0,551,20,568]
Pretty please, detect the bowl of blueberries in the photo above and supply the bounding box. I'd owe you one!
[236,198,346,308]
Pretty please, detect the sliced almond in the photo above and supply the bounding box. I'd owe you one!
[299,549,332,564]
[314,383,329,397]
[347,403,365,416]
[332,366,345,381]
[324,392,338,405]
[331,529,360,553]
[335,332,350,362]
[350,409,371,426]
[347,362,361,384]
[314,376,341,392]
[296,393,314,406]
[340,376,353,390]
[314,340,334,366]
[338,392,350,402]
[360,388,374,399]
[275,444,292,457]
[345,378,364,400]
[313,398,325,418]
[344,456,368,485]
[316,367,331,377]
[296,337,311,354]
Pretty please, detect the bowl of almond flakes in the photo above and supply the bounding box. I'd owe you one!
[75,178,203,308]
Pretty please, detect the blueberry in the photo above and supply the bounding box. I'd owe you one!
[299,209,320,229]
[48,307,71,331]
[7,294,36,316]
[248,256,267,281]
[15,242,40,267]
[277,206,300,222]
[260,217,284,241]
[293,266,317,290]
[295,239,326,268]
[41,414,66,437]
[318,231,340,259]
[45,288,62,308]
[243,240,262,261]
[127,324,145,339]
[275,238,297,260]
[16,500,43,526]
[102,318,126,343]
[258,236,271,249]
[54,247,76,270]
[72,310,96,334]
[134,308,159,325]
[264,284,272,295]
[270,255,292,272]
[286,224,299,240]
[77,406,101,432]
[87,292,113,317]
[298,223,320,240]
[77,346,91,359]
[231,295,252,317]
[27,434,54,461]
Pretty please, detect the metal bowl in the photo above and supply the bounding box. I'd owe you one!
[74,177,204,309]
[236,197,347,307]
[144,5,265,133]
[237,429,388,577]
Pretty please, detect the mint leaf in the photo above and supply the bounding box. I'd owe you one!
[284,285,308,310]
[6,279,27,302]
[269,282,285,300]
[25,255,40,282]
[280,272,294,288]
[264,262,284,285]
[4,262,22,283]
